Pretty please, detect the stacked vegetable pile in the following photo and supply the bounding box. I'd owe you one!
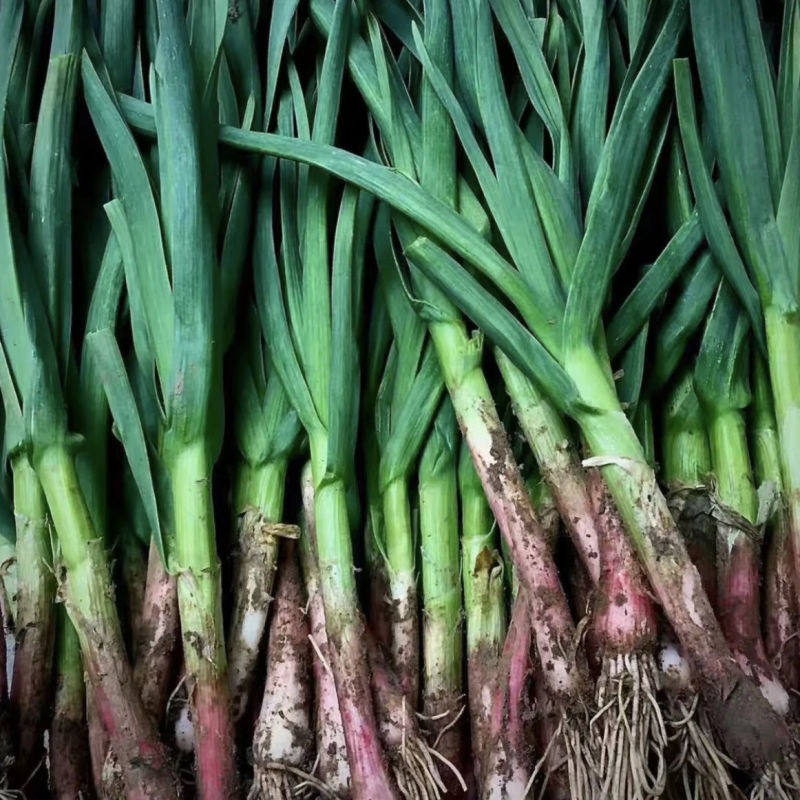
[1,0,799,798]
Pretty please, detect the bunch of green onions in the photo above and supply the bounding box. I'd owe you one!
[1,1,800,799]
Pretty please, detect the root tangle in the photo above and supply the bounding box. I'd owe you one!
[248,764,340,800]
[748,758,800,800]
[590,651,667,799]
[665,693,740,800]
[390,733,451,800]
[526,704,597,800]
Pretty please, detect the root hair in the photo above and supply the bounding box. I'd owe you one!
[665,693,741,800]
[248,764,340,800]
[748,758,800,800]
[390,733,453,800]
[590,651,668,799]
[525,703,598,800]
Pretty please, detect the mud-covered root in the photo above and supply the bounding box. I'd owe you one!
[248,763,341,800]
[664,694,740,800]
[748,758,800,800]
[526,705,598,800]
[590,651,667,799]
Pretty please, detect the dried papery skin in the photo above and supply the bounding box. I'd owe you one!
[133,539,179,723]
[666,486,719,610]
[227,508,283,721]
[250,543,314,800]
[86,684,109,796]
[463,545,506,778]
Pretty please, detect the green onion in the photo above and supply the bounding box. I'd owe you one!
[458,442,506,774]
[418,400,465,778]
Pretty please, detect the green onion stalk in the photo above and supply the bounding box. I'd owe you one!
[83,1,241,791]
[180,4,597,787]
[418,401,467,786]
[0,4,177,796]
[686,1,800,668]
[376,417,419,706]
[50,607,93,800]
[414,2,594,790]
[250,539,314,799]
[372,228,446,704]
[752,356,800,701]
[392,0,797,780]
[253,7,397,786]
[503,348,667,798]
[362,287,393,653]
[94,0,182,737]
[0,564,10,791]
[458,443,506,775]
[299,463,351,796]
[481,589,533,800]
[660,372,739,800]
[694,284,790,716]
[662,373,718,609]
[8,451,54,786]
[227,312,301,722]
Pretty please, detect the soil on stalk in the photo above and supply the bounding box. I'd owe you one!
[388,581,419,705]
[368,639,454,800]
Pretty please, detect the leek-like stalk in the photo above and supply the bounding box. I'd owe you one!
[228,458,288,720]
[695,282,788,714]
[662,373,717,605]
[419,402,463,773]
[36,444,176,796]
[751,357,800,699]
[298,463,350,795]
[458,443,505,773]
[167,440,234,796]
[382,476,418,701]
[50,607,92,800]
[9,451,54,783]
[497,350,600,583]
